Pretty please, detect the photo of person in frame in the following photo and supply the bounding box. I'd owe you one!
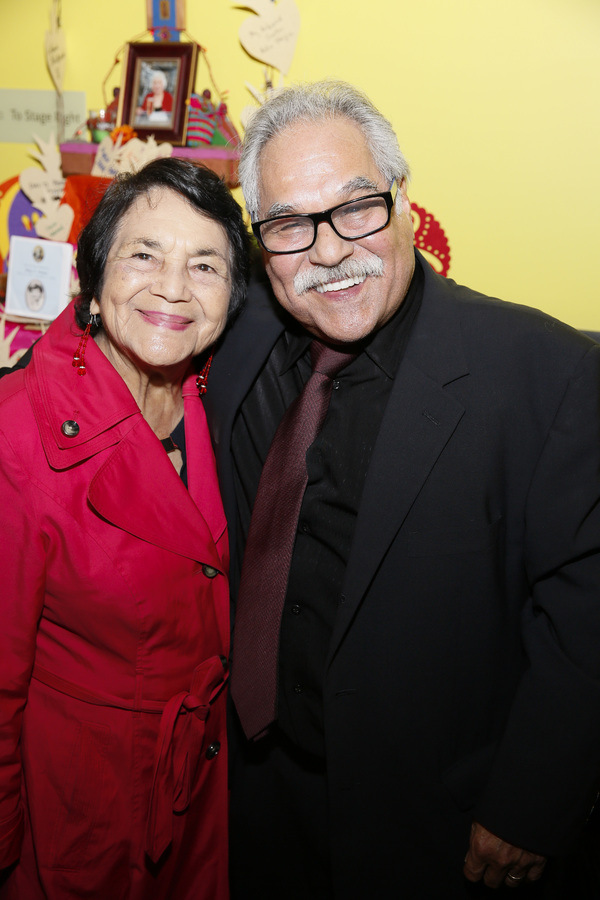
[134,63,178,126]
[24,279,45,312]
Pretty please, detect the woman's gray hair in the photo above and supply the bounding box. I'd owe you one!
[150,69,168,90]
[238,80,411,221]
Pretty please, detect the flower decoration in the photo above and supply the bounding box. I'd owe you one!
[110,124,137,145]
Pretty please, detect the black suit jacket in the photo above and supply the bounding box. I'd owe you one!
[204,250,600,895]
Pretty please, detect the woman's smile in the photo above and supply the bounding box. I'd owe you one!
[139,309,195,330]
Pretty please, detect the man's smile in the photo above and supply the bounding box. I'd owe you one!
[315,274,368,293]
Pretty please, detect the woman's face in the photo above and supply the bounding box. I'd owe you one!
[91,188,232,378]
[151,75,164,94]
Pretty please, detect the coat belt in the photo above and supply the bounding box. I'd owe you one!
[31,656,228,864]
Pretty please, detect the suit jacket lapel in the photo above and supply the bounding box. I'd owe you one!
[330,264,470,660]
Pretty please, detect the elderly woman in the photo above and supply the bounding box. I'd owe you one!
[0,158,250,898]
[137,69,173,117]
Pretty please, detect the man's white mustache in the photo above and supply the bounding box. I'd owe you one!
[294,257,384,295]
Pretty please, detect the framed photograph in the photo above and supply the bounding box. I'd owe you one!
[5,236,74,323]
[118,42,198,146]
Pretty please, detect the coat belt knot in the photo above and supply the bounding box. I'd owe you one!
[145,655,228,863]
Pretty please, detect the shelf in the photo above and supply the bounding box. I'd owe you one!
[59,142,240,187]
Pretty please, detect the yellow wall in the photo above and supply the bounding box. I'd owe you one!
[2,0,599,328]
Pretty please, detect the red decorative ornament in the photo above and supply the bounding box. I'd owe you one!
[411,202,451,277]
[196,354,213,395]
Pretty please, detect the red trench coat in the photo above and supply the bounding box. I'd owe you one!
[0,305,230,899]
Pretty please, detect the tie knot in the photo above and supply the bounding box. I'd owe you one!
[310,340,356,379]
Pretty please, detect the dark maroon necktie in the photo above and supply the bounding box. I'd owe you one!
[231,340,356,740]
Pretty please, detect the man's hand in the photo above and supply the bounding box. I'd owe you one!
[463,821,547,888]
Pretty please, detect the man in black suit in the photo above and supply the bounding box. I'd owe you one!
[202,81,600,897]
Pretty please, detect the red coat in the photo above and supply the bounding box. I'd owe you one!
[0,306,230,899]
[141,91,173,112]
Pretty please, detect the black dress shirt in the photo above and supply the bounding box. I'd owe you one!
[231,257,424,756]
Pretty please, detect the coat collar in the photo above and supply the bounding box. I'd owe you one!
[27,305,226,569]
[27,305,140,470]
[404,250,469,386]
[86,413,226,571]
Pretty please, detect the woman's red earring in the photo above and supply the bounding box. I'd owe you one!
[72,314,99,376]
[196,355,213,395]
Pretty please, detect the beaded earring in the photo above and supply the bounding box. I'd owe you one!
[72,314,100,376]
[196,355,213,395]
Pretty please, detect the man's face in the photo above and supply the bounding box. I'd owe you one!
[256,117,415,345]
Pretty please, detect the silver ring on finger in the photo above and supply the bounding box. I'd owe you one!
[507,872,525,883]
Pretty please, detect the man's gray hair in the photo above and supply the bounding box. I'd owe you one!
[238,80,411,221]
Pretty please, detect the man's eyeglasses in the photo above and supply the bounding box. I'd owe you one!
[252,180,398,255]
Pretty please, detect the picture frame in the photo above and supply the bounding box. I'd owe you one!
[5,236,73,323]
[118,41,198,146]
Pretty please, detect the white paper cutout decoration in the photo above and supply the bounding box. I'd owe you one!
[91,135,173,179]
[19,135,74,243]
[45,0,66,95]
[236,0,300,76]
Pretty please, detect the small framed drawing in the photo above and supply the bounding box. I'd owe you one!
[5,236,73,323]
[118,41,198,146]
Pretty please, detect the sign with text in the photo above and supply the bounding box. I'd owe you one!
[0,90,86,144]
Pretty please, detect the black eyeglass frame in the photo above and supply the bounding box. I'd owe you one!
[251,180,398,255]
